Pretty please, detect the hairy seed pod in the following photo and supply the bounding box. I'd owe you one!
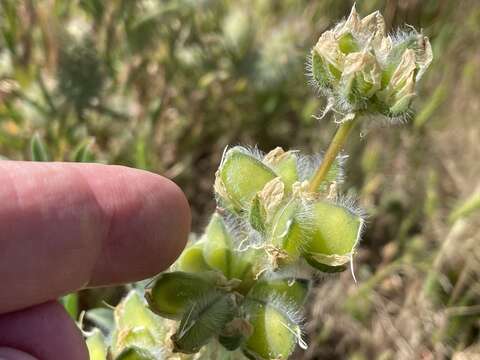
[247,277,311,307]
[269,200,306,265]
[116,346,156,360]
[215,147,277,212]
[145,272,218,320]
[263,148,299,190]
[176,240,211,273]
[113,291,166,358]
[86,329,107,360]
[243,300,301,360]
[171,292,238,354]
[303,200,363,269]
[202,213,233,276]
[309,5,432,120]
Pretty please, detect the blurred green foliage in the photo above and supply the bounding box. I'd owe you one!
[1,0,479,359]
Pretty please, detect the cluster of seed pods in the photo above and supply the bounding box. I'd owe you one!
[308,5,432,122]
[142,145,365,359]
[88,5,432,360]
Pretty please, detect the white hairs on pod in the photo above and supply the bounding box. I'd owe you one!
[229,144,266,163]
[263,293,305,327]
[305,54,333,98]
[334,193,368,220]
[297,152,347,184]
[261,294,308,350]
[260,262,312,284]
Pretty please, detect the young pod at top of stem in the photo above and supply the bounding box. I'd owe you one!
[309,5,432,120]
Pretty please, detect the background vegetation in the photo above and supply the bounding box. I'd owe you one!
[1,0,479,358]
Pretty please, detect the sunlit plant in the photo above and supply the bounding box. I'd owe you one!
[86,6,432,360]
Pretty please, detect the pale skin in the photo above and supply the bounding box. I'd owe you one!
[0,161,191,360]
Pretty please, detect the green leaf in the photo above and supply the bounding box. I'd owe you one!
[30,133,49,161]
[60,293,78,320]
[145,272,217,320]
[72,138,95,162]
[449,190,480,223]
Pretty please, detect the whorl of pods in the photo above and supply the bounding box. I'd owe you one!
[307,5,432,122]
[85,6,432,360]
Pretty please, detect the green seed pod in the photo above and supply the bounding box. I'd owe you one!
[171,291,237,354]
[247,277,311,307]
[202,213,233,276]
[115,328,156,356]
[304,255,347,273]
[338,33,360,54]
[243,300,302,360]
[310,51,332,89]
[112,291,165,357]
[176,240,211,273]
[116,346,156,360]
[229,248,262,294]
[215,147,277,212]
[269,200,306,265]
[303,200,363,270]
[309,5,432,120]
[340,51,381,104]
[263,148,299,190]
[86,329,108,360]
[145,272,218,320]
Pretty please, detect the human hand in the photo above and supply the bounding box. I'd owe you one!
[0,161,191,360]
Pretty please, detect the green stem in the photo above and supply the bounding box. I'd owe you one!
[308,119,356,192]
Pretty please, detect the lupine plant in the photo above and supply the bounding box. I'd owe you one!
[86,6,432,360]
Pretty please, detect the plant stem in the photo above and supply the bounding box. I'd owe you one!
[308,119,356,192]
